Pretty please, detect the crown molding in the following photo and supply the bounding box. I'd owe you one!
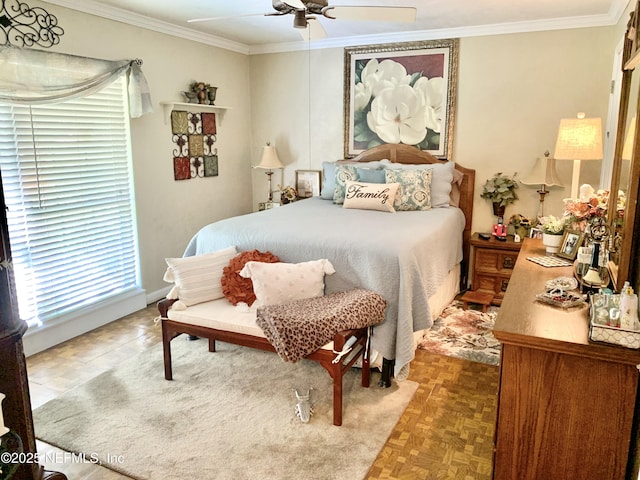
[250,13,621,55]
[42,0,250,54]
[43,0,627,56]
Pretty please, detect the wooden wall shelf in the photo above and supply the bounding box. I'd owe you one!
[160,102,230,125]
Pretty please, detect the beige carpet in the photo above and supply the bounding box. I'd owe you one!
[33,339,417,480]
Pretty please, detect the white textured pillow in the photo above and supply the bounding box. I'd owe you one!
[239,259,335,307]
[343,181,399,213]
[164,246,238,306]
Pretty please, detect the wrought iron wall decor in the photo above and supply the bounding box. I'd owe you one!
[0,0,64,48]
[171,110,219,180]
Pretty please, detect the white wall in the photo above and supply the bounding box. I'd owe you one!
[27,1,254,299]
[250,27,619,233]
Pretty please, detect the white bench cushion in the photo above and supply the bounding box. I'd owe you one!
[167,299,334,350]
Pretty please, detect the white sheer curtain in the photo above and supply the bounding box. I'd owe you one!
[0,45,152,117]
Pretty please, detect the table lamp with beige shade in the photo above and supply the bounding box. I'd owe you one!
[553,113,603,200]
[521,150,563,219]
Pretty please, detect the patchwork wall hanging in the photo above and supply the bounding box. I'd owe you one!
[171,110,218,180]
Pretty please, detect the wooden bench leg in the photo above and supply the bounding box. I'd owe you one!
[333,367,343,427]
[209,338,216,352]
[162,322,173,381]
[362,343,370,388]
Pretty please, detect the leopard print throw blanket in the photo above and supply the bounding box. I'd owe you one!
[256,288,387,363]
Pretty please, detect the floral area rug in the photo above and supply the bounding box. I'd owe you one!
[418,300,501,366]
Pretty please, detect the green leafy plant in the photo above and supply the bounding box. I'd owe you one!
[480,172,519,207]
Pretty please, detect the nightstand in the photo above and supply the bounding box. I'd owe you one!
[470,232,523,305]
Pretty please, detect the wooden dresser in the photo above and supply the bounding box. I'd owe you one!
[493,238,640,480]
[470,233,522,305]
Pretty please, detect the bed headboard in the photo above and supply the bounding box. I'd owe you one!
[350,144,475,288]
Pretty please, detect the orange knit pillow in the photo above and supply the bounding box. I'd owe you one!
[221,250,280,306]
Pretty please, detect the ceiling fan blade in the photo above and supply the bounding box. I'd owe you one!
[297,17,327,41]
[188,13,266,23]
[324,6,416,22]
[283,0,306,9]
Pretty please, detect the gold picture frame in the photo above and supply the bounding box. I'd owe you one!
[343,39,459,159]
[557,229,585,260]
[295,169,322,198]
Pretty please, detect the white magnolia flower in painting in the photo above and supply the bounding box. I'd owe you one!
[361,59,411,98]
[354,81,371,111]
[414,76,445,133]
[366,84,428,145]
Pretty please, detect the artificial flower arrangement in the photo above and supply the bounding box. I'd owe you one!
[508,213,532,237]
[539,215,567,235]
[562,184,627,230]
[277,185,298,204]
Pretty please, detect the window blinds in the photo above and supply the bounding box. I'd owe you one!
[0,76,140,327]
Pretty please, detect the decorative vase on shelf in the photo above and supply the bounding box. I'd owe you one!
[492,202,506,218]
[542,233,563,254]
[207,87,217,105]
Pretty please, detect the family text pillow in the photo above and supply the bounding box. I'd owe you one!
[239,259,335,307]
[342,181,399,213]
[163,246,238,306]
[384,168,433,211]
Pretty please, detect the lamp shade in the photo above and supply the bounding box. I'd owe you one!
[256,144,284,170]
[553,114,603,160]
[622,115,636,160]
[521,154,563,187]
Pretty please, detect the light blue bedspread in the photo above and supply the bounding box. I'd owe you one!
[183,197,465,379]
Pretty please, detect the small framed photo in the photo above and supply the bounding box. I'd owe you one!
[295,170,322,198]
[557,230,584,260]
[529,227,543,239]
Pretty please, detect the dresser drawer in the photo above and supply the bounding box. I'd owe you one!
[475,249,519,274]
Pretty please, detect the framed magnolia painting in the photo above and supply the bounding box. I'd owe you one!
[343,39,459,159]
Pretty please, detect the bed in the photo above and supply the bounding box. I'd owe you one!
[180,144,475,381]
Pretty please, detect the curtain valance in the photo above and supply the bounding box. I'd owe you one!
[0,45,152,118]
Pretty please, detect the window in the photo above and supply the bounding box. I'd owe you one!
[0,76,140,328]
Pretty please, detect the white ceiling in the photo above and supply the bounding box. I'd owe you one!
[44,0,630,54]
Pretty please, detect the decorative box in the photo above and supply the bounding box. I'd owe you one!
[589,298,640,349]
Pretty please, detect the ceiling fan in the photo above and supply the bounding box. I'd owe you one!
[188,0,417,41]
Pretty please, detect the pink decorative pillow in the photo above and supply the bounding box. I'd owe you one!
[221,250,280,306]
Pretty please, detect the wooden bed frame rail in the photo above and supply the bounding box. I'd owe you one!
[158,298,370,426]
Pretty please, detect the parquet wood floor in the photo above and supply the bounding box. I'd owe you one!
[26,305,498,479]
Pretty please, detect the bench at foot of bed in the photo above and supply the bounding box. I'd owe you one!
[158,291,384,426]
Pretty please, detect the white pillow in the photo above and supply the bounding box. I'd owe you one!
[164,246,238,306]
[239,259,335,307]
[342,181,399,213]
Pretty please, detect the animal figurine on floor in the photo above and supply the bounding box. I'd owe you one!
[293,388,313,423]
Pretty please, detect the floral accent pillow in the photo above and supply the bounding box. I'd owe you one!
[221,250,280,306]
[342,181,400,213]
[333,165,358,204]
[385,168,433,211]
